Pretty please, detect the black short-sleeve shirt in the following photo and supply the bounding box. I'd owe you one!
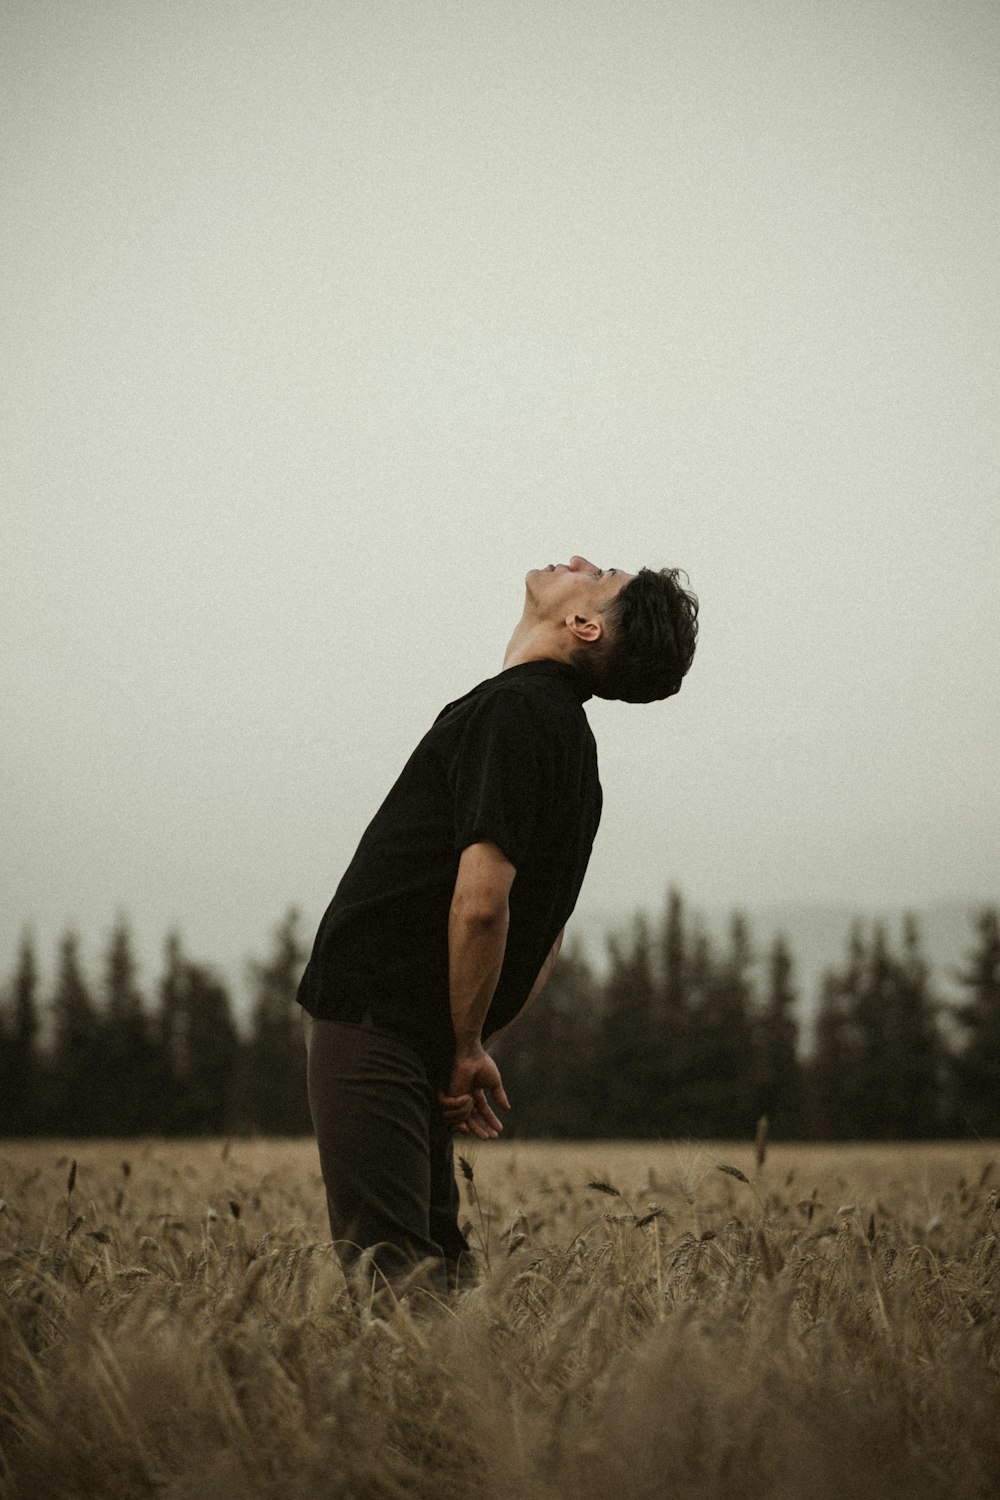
[297,659,602,1081]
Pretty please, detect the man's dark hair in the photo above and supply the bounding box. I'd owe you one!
[570,567,699,704]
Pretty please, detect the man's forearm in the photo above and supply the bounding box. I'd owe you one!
[448,903,509,1057]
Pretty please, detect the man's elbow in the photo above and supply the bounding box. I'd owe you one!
[449,891,510,930]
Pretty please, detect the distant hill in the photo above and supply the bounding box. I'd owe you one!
[570,898,991,1049]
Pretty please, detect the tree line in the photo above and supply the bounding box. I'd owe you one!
[1,894,998,1140]
[0,912,311,1140]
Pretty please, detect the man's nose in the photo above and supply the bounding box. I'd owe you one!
[569,555,597,572]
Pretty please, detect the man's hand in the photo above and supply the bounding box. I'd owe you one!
[437,1045,510,1139]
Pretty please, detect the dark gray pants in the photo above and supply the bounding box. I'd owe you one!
[303,1013,472,1298]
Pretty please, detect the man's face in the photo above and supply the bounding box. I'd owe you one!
[526,555,635,620]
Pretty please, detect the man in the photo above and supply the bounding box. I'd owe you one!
[297,554,698,1296]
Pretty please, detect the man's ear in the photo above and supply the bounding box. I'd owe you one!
[566,611,604,644]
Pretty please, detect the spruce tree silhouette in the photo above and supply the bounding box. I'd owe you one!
[101,917,153,1135]
[49,931,103,1135]
[243,908,311,1134]
[755,934,803,1138]
[953,907,1000,1137]
[2,929,42,1135]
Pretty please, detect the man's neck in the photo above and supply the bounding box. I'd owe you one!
[502,617,569,671]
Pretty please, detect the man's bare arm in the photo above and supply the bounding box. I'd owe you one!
[441,840,516,1139]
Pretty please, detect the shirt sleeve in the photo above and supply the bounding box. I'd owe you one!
[450,689,553,870]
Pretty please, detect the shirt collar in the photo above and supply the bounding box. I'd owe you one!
[495,658,592,704]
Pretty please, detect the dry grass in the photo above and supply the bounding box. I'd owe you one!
[1,1137,999,1499]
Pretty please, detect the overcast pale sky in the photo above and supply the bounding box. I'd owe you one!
[3,0,998,994]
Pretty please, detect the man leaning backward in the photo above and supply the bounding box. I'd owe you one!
[297,554,699,1297]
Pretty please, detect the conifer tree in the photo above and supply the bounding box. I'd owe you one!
[683,914,756,1138]
[2,930,43,1135]
[755,934,803,1138]
[952,907,1000,1137]
[147,931,241,1134]
[49,931,103,1134]
[493,936,601,1137]
[242,908,311,1133]
[891,914,942,1138]
[661,887,687,1020]
[842,919,942,1140]
[712,912,758,1137]
[647,887,695,1138]
[0,992,7,1130]
[101,916,153,1134]
[676,919,717,1136]
[808,923,865,1139]
[152,930,187,1131]
[179,963,242,1134]
[809,972,849,1139]
[597,914,661,1136]
[0,973,11,1133]
[846,922,896,1139]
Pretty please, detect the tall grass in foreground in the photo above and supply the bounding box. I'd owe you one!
[1,1139,999,1499]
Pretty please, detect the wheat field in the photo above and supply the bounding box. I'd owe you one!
[1,1137,998,1499]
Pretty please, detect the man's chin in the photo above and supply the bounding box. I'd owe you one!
[524,567,546,601]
